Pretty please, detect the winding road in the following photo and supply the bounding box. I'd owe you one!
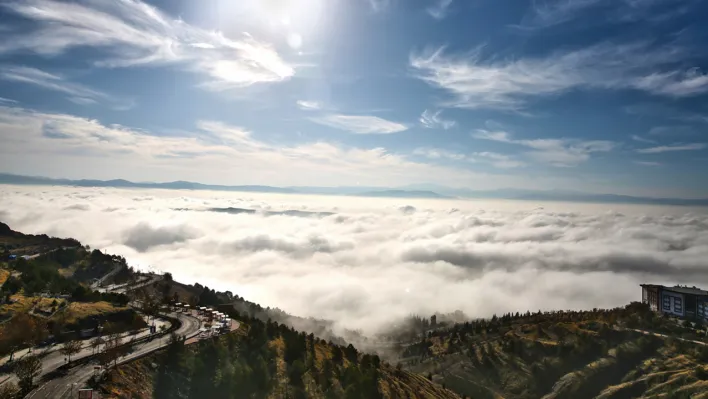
[26,311,202,399]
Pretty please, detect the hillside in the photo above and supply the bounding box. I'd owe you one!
[0,223,139,359]
[0,221,135,285]
[0,221,80,257]
[396,304,708,399]
[138,277,364,347]
[119,267,708,398]
[98,313,462,399]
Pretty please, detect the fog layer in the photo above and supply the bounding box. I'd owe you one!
[2,185,707,334]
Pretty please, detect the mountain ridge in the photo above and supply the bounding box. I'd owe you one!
[2,173,708,205]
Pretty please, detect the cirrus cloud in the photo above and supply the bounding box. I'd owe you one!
[0,0,294,90]
[410,42,708,110]
[472,129,616,167]
[309,114,408,134]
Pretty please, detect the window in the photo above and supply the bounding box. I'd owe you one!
[673,297,682,313]
[663,295,671,311]
[699,302,707,320]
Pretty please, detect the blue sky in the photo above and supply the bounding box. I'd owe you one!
[0,0,707,197]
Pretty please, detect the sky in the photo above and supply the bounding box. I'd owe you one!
[3,185,707,334]
[1,0,708,197]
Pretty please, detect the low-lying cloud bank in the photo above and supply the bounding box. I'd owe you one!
[1,185,707,334]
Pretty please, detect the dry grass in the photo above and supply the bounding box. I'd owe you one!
[0,293,35,315]
[58,301,126,324]
[379,367,462,399]
[101,357,154,399]
[33,297,66,315]
[0,269,9,286]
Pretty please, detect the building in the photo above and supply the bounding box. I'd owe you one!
[641,284,708,321]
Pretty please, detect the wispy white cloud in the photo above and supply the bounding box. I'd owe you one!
[410,42,708,110]
[297,100,322,111]
[427,0,454,20]
[368,0,393,13]
[518,0,693,29]
[649,125,696,136]
[615,0,696,23]
[310,114,408,134]
[412,147,525,169]
[473,129,615,167]
[0,65,130,108]
[633,69,708,98]
[0,104,540,189]
[413,147,466,161]
[634,160,661,166]
[472,152,526,169]
[631,134,656,144]
[420,109,456,130]
[636,143,706,153]
[521,0,604,29]
[0,97,18,104]
[68,97,98,106]
[0,0,294,90]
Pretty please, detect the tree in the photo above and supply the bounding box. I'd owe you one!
[0,381,19,398]
[0,313,47,361]
[15,354,42,392]
[288,360,306,388]
[90,336,104,355]
[154,335,189,399]
[345,344,358,363]
[332,346,343,365]
[101,333,124,368]
[61,340,83,363]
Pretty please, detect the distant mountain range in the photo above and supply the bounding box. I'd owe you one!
[0,173,447,199]
[2,173,708,206]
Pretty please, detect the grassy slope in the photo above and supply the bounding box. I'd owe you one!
[58,301,128,324]
[400,306,708,399]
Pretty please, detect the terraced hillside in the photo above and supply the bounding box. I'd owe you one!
[399,304,708,399]
[99,314,462,399]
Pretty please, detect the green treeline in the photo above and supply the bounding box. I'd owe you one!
[153,315,384,399]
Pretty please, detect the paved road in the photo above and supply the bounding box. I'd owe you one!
[96,273,162,294]
[89,262,124,290]
[25,311,201,399]
[0,318,169,370]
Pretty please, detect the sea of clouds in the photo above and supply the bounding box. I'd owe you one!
[1,185,707,335]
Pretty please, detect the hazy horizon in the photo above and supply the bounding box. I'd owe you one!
[2,184,707,335]
[5,173,708,203]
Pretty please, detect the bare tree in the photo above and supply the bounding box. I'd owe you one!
[90,336,104,355]
[137,288,160,325]
[101,333,124,368]
[60,340,83,363]
[15,354,42,392]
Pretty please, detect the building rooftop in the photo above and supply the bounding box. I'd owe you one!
[665,285,708,296]
[642,283,708,296]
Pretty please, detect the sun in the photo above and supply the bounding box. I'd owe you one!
[215,0,326,50]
